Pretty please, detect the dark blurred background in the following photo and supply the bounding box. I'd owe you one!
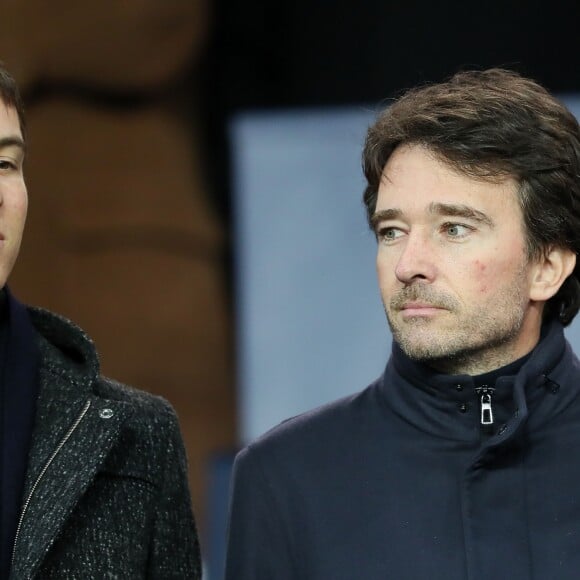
[0,0,578,577]
[204,0,580,221]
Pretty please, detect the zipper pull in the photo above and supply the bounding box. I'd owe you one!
[476,386,494,425]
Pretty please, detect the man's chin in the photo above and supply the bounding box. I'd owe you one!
[392,327,460,362]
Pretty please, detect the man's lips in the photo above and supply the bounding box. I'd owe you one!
[399,302,446,316]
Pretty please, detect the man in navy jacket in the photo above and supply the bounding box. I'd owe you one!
[225,68,580,579]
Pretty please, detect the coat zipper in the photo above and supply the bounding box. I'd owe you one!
[475,386,494,425]
[10,399,92,568]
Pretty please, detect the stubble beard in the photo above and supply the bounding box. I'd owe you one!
[384,275,530,375]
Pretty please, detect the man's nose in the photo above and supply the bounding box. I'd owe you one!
[394,233,437,284]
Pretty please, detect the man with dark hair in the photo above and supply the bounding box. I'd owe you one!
[0,64,201,578]
[225,68,580,579]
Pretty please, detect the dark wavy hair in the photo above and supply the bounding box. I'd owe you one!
[0,63,26,138]
[362,68,580,326]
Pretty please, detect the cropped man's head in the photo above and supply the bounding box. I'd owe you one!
[362,68,580,326]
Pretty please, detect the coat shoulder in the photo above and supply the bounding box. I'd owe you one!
[92,377,184,443]
[95,376,176,417]
[237,376,384,470]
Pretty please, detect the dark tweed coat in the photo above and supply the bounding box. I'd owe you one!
[9,306,201,579]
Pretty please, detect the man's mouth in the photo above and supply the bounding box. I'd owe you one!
[399,302,446,316]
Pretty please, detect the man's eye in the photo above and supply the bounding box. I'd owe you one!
[378,227,403,242]
[444,223,470,237]
[0,160,15,171]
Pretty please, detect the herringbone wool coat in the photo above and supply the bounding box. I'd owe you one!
[9,304,201,579]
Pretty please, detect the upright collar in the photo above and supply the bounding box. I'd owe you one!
[10,295,132,579]
[381,319,574,443]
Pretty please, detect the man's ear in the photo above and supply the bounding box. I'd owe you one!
[530,247,577,302]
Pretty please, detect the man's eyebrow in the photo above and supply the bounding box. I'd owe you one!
[0,136,25,153]
[370,208,402,231]
[370,203,495,231]
[428,202,494,227]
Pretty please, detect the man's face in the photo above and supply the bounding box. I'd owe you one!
[373,144,542,375]
[0,103,26,288]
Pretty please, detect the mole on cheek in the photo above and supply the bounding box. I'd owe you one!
[473,260,487,272]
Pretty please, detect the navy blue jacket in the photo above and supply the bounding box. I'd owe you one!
[225,320,580,579]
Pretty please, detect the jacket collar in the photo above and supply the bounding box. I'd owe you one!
[380,319,576,443]
[10,304,132,579]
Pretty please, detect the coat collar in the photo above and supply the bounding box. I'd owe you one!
[380,319,577,443]
[10,305,133,579]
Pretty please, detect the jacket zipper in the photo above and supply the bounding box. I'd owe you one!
[10,399,92,568]
[475,386,494,425]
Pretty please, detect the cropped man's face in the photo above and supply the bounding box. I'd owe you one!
[0,102,26,288]
[373,144,554,375]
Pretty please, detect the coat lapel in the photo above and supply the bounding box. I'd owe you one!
[10,353,132,579]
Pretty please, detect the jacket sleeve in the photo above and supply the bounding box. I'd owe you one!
[147,403,201,579]
[225,444,296,580]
